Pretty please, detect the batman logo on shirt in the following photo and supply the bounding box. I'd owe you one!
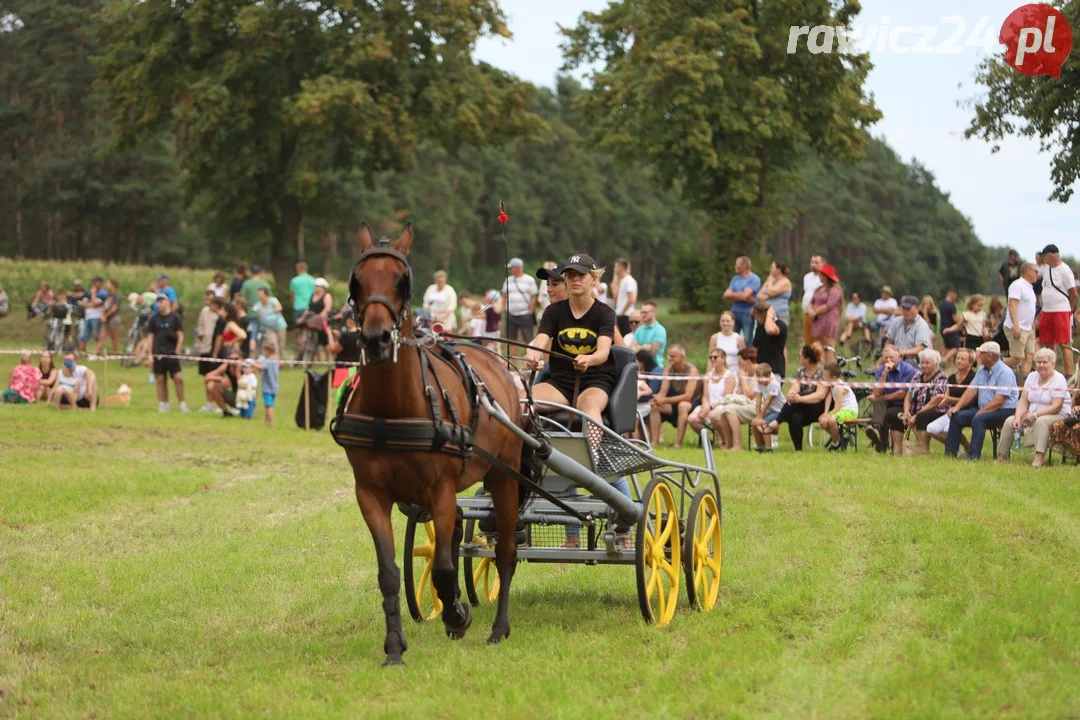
[557,327,597,356]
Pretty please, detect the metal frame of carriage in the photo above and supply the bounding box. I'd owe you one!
[400,345,724,628]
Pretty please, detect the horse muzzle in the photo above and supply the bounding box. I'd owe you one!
[361,328,398,365]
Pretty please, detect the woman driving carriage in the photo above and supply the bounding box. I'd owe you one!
[525,254,617,427]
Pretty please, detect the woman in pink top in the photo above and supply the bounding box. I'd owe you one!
[807,264,843,364]
[4,351,43,404]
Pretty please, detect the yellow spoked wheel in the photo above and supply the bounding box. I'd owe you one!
[635,477,681,626]
[683,488,722,612]
[403,517,443,622]
[463,510,500,607]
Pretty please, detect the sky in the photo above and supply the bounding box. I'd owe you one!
[474,0,1076,261]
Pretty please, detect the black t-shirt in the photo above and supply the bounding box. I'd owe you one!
[230,276,244,299]
[940,299,958,335]
[336,330,362,367]
[947,369,974,399]
[147,312,183,356]
[212,317,227,355]
[537,299,617,379]
[1000,261,1021,287]
[753,319,788,378]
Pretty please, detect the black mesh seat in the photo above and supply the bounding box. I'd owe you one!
[533,346,638,435]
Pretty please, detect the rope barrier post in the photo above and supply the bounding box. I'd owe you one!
[304,371,311,431]
[327,364,333,423]
[102,354,108,417]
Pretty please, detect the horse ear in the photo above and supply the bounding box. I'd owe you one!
[395,223,413,255]
[358,223,373,252]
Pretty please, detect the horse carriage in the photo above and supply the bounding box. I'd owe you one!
[332,223,723,665]
[399,345,723,627]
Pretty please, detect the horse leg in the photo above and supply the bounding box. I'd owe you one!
[432,485,471,640]
[354,487,408,666]
[487,471,520,644]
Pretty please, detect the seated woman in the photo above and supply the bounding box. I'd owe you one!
[4,351,43,404]
[36,351,58,403]
[893,349,948,454]
[204,350,244,416]
[921,348,976,452]
[526,253,619,428]
[688,349,735,445]
[712,347,761,452]
[996,347,1072,467]
[762,343,827,451]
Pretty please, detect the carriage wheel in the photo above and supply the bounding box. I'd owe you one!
[463,489,500,607]
[635,477,681,626]
[403,517,443,622]
[463,517,500,607]
[683,488,722,612]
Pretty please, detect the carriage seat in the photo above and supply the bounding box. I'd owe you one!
[533,345,638,435]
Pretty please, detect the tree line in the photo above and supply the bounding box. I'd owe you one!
[0,0,1055,308]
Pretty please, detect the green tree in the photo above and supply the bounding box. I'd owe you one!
[966,1,1079,203]
[94,0,542,284]
[561,0,881,296]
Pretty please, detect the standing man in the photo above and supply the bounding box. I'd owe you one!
[146,295,189,413]
[943,342,1018,460]
[1037,244,1077,377]
[801,254,824,346]
[884,296,932,368]
[723,256,762,346]
[999,250,1021,293]
[940,289,961,367]
[241,264,271,341]
[630,301,667,368]
[612,258,638,337]
[1004,262,1039,377]
[289,261,316,325]
[79,276,108,354]
[230,263,248,301]
[501,258,539,349]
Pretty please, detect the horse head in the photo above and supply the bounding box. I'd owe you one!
[351,223,415,364]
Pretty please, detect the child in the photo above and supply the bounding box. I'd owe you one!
[236,359,259,419]
[951,294,986,350]
[817,362,858,451]
[253,342,280,426]
[751,363,785,451]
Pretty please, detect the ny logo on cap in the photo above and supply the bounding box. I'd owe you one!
[570,255,580,263]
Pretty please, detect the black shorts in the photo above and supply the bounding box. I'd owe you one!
[915,408,945,431]
[616,315,632,336]
[222,388,237,408]
[661,399,701,426]
[59,395,92,409]
[198,353,218,375]
[964,334,982,349]
[942,332,962,349]
[153,357,182,376]
[541,371,616,404]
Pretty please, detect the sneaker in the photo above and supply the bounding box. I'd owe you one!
[178,402,190,413]
[227,407,241,417]
[828,441,841,452]
[562,536,581,549]
[158,402,170,413]
[865,424,882,450]
[198,403,215,413]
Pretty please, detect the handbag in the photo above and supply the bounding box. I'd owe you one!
[902,428,927,456]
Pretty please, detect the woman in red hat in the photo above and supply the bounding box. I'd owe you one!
[807,264,843,364]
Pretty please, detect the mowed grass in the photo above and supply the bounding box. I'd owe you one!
[0,357,1078,718]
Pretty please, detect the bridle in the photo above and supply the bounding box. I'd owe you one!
[348,237,414,365]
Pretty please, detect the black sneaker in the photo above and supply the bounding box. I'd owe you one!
[827,441,841,452]
[865,424,882,450]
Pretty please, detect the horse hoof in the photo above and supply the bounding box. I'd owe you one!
[382,656,405,668]
[486,627,510,645]
[444,603,472,640]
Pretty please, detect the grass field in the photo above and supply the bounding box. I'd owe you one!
[1,356,1078,718]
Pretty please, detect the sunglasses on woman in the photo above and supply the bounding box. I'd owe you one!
[709,354,722,360]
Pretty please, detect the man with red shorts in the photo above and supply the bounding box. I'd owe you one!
[1037,244,1077,377]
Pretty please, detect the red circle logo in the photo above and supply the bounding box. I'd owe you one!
[1000,4,1073,77]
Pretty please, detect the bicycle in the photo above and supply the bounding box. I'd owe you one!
[122,311,151,367]
[40,305,68,354]
[808,350,873,449]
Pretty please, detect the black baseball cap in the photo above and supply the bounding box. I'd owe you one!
[900,295,919,309]
[1041,243,1060,255]
[561,254,598,274]
[536,264,565,282]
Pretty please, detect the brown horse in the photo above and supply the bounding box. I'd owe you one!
[344,224,525,666]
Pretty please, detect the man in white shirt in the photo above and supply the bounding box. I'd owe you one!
[1005,262,1039,376]
[624,310,642,347]
[801,254,824,345]
[1037,244,1077,376]
[612,258,638,336]
[501,257,538,347]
